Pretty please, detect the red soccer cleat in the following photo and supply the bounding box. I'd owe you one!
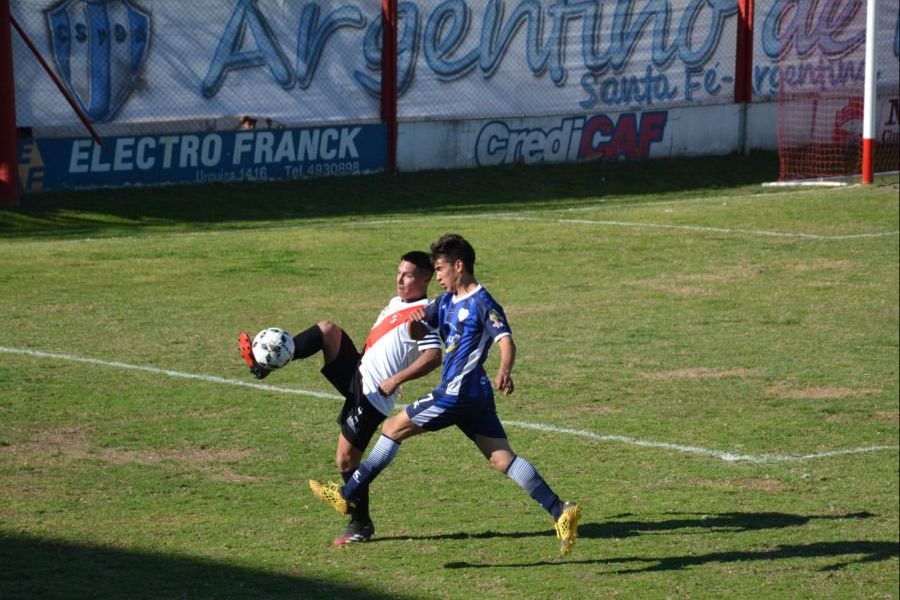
[238,331,271,379]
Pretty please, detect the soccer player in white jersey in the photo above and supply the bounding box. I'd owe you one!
[239,251,441,545]
[309,234,581,556]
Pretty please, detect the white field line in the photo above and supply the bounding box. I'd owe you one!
[0,346,341,400]
[2,346,897,465]
[498,216,900,240]
[502,421,898,464]
[4,185,895,245]
[331,214,900,241]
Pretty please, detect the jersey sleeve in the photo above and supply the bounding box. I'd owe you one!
[482,300,512,341]
[416,330,442,352]
[422,297,440,330]
[414,298,442,351]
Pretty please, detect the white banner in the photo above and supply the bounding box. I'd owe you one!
[397,0,740,117]
[12,0,381,127]
[12,0,742,128]
[751,0,900,101]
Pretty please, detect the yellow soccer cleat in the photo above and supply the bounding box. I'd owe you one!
[554,501,582,556]
[308,480,353,515]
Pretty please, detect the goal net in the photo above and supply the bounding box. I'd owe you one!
[775,0,899,182]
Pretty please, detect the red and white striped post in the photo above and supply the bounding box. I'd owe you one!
[733,0,753,104]
[0,0,19,205]
[380,0,398,174]
[861,0,878,184]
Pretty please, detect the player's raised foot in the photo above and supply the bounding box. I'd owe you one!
[332,519,375,547]
[554,501,582,556]
[308,480,354,515]
[238,331,271,380]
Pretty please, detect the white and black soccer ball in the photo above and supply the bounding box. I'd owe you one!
[251,328,295,369]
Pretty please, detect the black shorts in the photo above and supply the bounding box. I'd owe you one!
[320,330,387,452]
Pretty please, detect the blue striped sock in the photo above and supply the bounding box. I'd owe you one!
[506,455,563,520]
[340,434,400,501]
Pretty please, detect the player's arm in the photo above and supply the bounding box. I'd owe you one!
[494,335,516,395]
[378,348,442,397]
[408,300,439,340]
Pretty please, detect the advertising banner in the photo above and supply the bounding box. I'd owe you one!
[399,0,740,118]
[751,0,899,101]
[16,123,386,192]
[12,0,741,129]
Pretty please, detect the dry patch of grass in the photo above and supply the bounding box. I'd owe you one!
[872,411,899,424]
[643,367,759,381]
[766,382,882,400]
[1,425,260,483]
[789,259,858,273]
[635,265,765,297]
[578,405,621,415]
[730,478,783,493]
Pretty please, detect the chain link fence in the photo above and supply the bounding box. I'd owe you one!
[12,0,742,138]
[12,0,382,138]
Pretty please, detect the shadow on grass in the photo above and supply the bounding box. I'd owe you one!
[0,533,411,600]
[0,153,779,239]
[373,510,876,544]
[443,541,899,573]
[436,511,896,573]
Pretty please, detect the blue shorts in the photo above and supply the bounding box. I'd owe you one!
[406,391,507,440]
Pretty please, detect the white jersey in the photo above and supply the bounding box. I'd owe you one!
[359,296,441,416]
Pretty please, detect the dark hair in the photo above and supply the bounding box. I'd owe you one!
[430,233,476,274]
[401,250,434,275]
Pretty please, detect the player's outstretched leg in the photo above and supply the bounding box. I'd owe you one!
[504,454,581,556]
[555,501,582,556]
[308,480,354,515]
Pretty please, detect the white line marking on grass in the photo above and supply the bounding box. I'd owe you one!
[3,346,897,464]
[0,346,342,400]
[6,185,895,245]
[546,219,900,240]
[352,215,900,241]
[502,421,898,464]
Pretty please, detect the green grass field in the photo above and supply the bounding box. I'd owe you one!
[1,154,898,599]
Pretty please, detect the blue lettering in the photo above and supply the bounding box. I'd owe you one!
[355,2,420,97]
[480,0,550,79]
[425,0,479,78]
[296,4,366,88]
[677,0,736,67]
[199,0,751,104]
[684,65,703,100]
[202,0,294,98]
[580,64,677,108]
[761,0,864,60]
[753,57,865,95]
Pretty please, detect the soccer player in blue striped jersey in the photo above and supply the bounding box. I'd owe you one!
[310,233,581,555]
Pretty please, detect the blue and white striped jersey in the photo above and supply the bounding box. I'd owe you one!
[423,285,512,402]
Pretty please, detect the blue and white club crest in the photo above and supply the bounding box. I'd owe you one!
[46,0,150,123]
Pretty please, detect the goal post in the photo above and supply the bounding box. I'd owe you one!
[0,0,18,206]
[861,0,878,184]
[774,0,899,184]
